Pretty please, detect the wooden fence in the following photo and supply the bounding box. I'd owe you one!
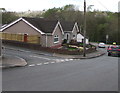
[0,32,40,44]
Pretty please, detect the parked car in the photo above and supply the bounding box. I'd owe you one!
[98,42,106,48]
[107,45,120,57]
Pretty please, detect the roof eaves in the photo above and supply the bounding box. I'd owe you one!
[1,17,45,35]
[1,17,23,31]
[72,22,79,33]
[75,22,80,32]
[52,21,64,35]
[58,21,64,35]
[22,18,45,35]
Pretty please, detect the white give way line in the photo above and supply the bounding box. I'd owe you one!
[28,58,77,67]
[30,55,51,60]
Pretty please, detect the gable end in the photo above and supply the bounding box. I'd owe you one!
[1,17,45,34]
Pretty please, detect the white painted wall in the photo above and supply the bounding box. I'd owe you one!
[77,33,89,44]
[64,33,71,43]
[77,34,84,42]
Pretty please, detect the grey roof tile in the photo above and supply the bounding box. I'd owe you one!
[23,17,58,33]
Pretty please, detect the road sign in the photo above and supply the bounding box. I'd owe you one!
[106,35,109,39]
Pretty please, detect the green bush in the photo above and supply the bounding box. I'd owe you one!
[62,39,67,44]
[68,47,77,51]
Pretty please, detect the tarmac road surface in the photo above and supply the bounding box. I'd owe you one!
[2,46,118,91]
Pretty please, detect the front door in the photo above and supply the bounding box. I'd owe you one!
[24,34,28,42]
[66,33,70,43]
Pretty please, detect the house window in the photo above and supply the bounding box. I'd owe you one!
[62,35,64,40]
[73,35,76,38]
[54,35,59,43]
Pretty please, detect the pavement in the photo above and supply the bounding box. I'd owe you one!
[53,49,106,59]
[1,45,106,69]
[0,54,27,69]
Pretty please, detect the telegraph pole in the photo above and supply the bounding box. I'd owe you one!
[0,31,1,58]
[83,0,86,57]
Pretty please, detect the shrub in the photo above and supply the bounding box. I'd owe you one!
[62,39,67,44]
[69,39,77,45]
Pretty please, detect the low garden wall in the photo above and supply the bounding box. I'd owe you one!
[2,40,97,55]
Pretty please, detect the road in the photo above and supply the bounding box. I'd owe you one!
[2,46,118,91]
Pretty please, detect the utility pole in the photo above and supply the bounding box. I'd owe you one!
[0,32,1,58]
[83,0,86,57]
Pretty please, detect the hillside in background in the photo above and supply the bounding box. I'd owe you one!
[1,5,119,44]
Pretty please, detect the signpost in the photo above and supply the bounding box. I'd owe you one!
[106,34,109,44]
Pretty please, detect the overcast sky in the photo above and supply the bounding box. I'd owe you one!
[1,0,119,12]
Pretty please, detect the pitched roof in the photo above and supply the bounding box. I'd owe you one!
[1,17,79,34]
[60,21,75,31]
[23,17,58,33]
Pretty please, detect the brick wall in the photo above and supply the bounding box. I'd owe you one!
[2,40,96,55]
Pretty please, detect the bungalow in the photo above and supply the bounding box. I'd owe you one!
[61,21,89,44]
[1,17,86,48]
[1,17,64,48]
[60,21,79,43]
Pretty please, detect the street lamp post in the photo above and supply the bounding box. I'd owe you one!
[83,0,86,57]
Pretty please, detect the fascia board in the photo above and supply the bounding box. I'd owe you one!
[1,17,45,35]
[22,18,45,35]
[52,21,64,35]
[1,17,23,31]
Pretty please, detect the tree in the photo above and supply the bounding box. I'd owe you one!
[63,4,76,11]
[0,8,6,12]
[2,5,118,44]
[2,12,19,24]
[42,7,62,20]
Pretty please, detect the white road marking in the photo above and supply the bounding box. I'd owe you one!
[61,59,64,61]
[56,61,61,63]
[37,63,42,65]
[50,62,55,64]
[69,59,73,61]
[61,61,65,62]
[28,58,77,67]
[30,55,51,60]
[29,64,35,67]
[65,59,69,61]
[44,62,49,65]
[55,59,61,62]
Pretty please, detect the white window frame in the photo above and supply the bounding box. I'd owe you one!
[54,35,59,43]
